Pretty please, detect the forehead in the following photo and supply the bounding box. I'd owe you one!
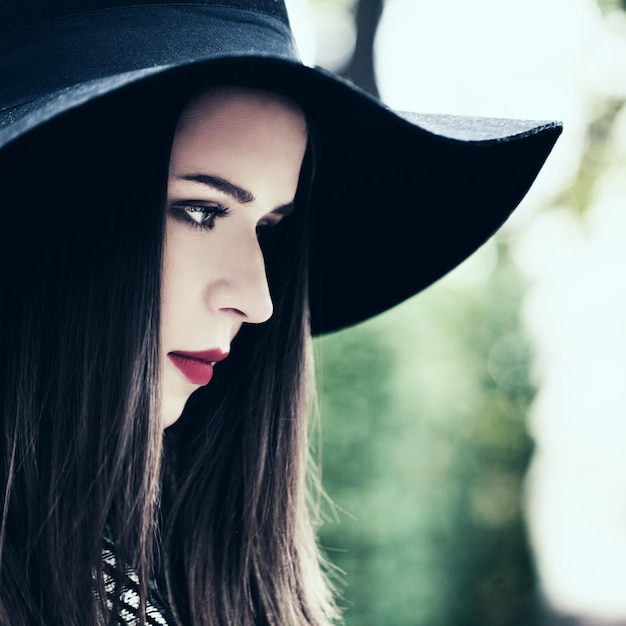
[174,86,307,148]
[168,86,308,205]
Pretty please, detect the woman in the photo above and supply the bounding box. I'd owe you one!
[0,0,561,624]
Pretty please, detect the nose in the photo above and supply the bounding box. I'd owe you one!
[207,234,274,325]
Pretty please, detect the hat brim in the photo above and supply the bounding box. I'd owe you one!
[0,55,561,335]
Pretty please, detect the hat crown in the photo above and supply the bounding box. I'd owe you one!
[1,0,290,37]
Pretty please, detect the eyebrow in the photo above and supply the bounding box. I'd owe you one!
[179,174,255,204]
[178,173,295,216]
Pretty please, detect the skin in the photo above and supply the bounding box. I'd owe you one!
[160,87,308,428]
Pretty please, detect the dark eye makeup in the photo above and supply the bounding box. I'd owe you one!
[168,202,231,230]
[167,200,290,236]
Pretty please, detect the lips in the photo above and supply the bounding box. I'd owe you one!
[168,349,229,386]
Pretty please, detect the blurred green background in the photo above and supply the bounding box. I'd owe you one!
[315,244,536,626]
[294,0,626,624]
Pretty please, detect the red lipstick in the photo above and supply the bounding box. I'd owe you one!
[168,349,229,386]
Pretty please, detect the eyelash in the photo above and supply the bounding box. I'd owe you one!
[168,202,230,230]
[168,202,286,241]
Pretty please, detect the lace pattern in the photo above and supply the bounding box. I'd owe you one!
[101,536,172,625]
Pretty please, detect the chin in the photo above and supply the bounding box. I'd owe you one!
[161,364,195,429]
[161,397,187,429]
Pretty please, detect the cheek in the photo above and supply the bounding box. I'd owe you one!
[161,224,207,332]
[160,219,236,332]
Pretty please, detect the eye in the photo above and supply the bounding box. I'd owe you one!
[168,202,230,230]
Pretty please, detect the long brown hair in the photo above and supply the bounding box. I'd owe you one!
[0,82,338,625]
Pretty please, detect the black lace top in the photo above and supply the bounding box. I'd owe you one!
[101,536,174,625]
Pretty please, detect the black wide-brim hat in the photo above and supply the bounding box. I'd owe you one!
[0,0,562,335]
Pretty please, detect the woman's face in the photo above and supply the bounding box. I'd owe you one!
[160,87,308,428]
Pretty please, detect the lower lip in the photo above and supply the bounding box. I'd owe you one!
[168,353,214,386]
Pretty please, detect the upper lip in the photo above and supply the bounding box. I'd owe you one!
[168,348,229,364]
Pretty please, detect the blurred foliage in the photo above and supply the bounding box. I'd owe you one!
[597,0,626,13]
[307,0,626,625]
[314,243,537,626]
[553,98,625,216]
[308,0,539,624]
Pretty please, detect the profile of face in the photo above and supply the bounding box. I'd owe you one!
[160,86,308,428]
